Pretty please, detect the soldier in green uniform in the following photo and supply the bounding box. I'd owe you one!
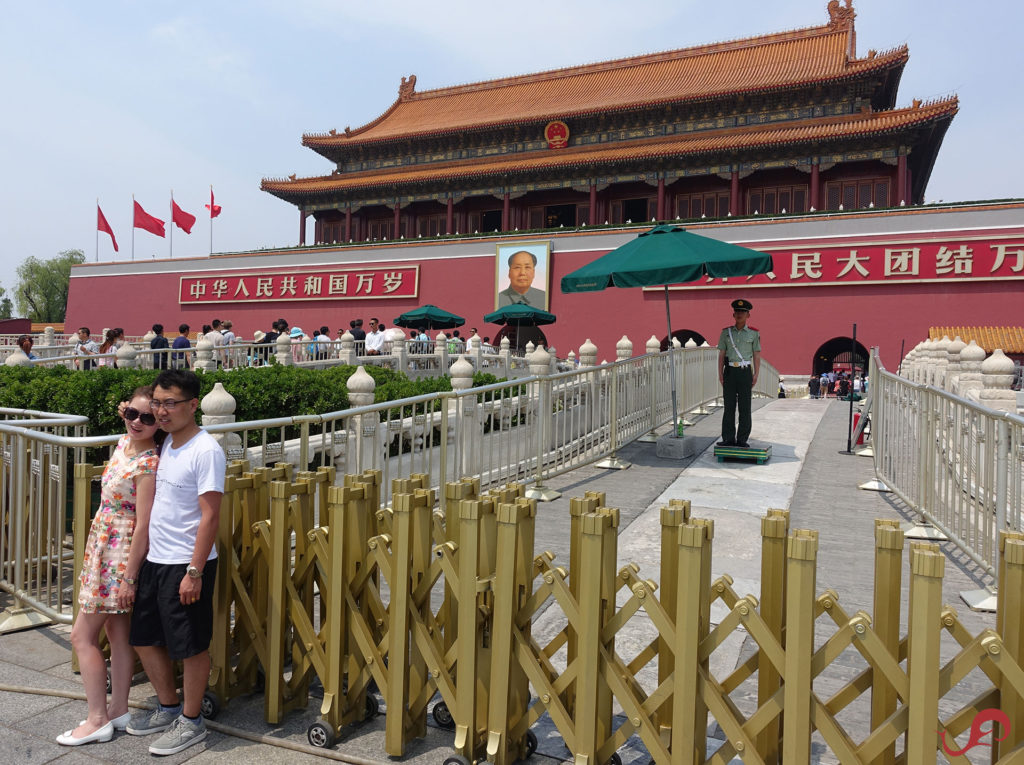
[717,299,761,448]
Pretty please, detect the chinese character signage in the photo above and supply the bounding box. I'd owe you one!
[656,236,1024,290]
[179,266,419,304]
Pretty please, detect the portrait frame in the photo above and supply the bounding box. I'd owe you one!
[495,240,551,311]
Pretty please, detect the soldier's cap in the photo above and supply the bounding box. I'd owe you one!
[731,299,753,312]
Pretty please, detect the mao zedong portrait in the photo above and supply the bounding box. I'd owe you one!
[497,250,546,308]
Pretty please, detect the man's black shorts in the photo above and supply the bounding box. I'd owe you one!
[129,559,216,660]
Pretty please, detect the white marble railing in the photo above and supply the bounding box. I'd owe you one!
[898,335,1021,415]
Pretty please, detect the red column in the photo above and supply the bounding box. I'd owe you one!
[344,206,352,241]
[897,155,907,205]
[730,171,740,216]
[502,192,510,231]
[393,202,401,238]
[446,197,454,234]
[656,178,666,221]
[589,184,597,225]
[299,209,306,246]
[810,163,820,211]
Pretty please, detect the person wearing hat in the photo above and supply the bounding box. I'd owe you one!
[717,298,761,448]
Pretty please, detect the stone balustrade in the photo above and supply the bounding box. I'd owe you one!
[900,336,1021,413]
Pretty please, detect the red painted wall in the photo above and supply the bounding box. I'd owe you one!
[66,207,1024,375]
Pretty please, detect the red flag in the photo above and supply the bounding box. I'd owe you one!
[205,188,222,218]
[97,205,118,252]
[133,200,165,237]
[171,200,196,234]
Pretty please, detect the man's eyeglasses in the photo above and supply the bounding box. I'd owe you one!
[123,406,157,426]
[148,397,194,412]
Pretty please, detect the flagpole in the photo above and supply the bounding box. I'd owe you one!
[169,190,173,259]
[131,194,135,261]
[209,185,214,255]
[95,198,99,262]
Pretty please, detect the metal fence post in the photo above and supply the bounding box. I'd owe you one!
[871,520,904,765]
[905,543,944,765]
[596,363,630,470]
[573,512,611,763]
[782,529,818,764]
[996,533,1024,759]
[656,500,690,741]
[672,518,713,764]
[526,374,561,500]
[757,509,789,764]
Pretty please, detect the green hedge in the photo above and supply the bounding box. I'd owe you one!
[0,365,506,436]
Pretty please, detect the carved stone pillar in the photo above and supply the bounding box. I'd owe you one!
[201,382,243,459]
[944,336,966,391]
[978,349,1017,412]
[616,335,633,361]
[578,339,597,368]
[275,333,293,366]
[957,341,986,397]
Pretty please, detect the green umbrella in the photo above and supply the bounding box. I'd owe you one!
[561,224,773,435]
[393,304,465,330]
[561,224,773,291]
[482,304,556,326]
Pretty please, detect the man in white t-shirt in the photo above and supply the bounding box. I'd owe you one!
[364,317,385,355]
[127,369,225,755]
[206,319,225,366]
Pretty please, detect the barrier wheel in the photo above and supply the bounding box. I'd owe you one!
[106,669,112,694]
[524,730,538,758]
[442,757,471,765]
[365,694,380,718]
[307,722,335,749]
[432,701,455,730]
[200,691,221,719]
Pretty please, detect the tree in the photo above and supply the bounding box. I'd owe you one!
[15,249,84,323]
[0,286,12,320]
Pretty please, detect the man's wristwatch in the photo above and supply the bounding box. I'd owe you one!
[186,565,202,579]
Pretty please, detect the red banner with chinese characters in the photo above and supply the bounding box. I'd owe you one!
[658,234,1024,290]
[179,266,419,304]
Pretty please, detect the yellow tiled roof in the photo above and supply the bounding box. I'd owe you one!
[304,21,905,147]
[930,327,1024,354]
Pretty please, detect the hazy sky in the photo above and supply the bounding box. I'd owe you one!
[2,0,1021,296]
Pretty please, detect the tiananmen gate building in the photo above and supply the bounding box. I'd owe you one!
[67,2,1024,376]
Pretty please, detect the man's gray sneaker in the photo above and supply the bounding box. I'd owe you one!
[148,715,207,756]
[125,705,181,736]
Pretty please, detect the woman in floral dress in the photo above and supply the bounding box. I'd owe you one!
[57,387,163,746]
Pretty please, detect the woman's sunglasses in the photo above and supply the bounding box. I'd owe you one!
[123,406,157,426]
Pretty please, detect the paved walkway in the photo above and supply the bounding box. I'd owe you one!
[0,399,998,764]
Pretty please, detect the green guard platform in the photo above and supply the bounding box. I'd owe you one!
[714,441,772,464]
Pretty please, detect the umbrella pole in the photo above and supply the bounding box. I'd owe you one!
[665,286,680,437]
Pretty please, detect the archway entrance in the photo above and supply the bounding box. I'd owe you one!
[812,337,869,375]
[494,324,547,353]
[660,329,707,351]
